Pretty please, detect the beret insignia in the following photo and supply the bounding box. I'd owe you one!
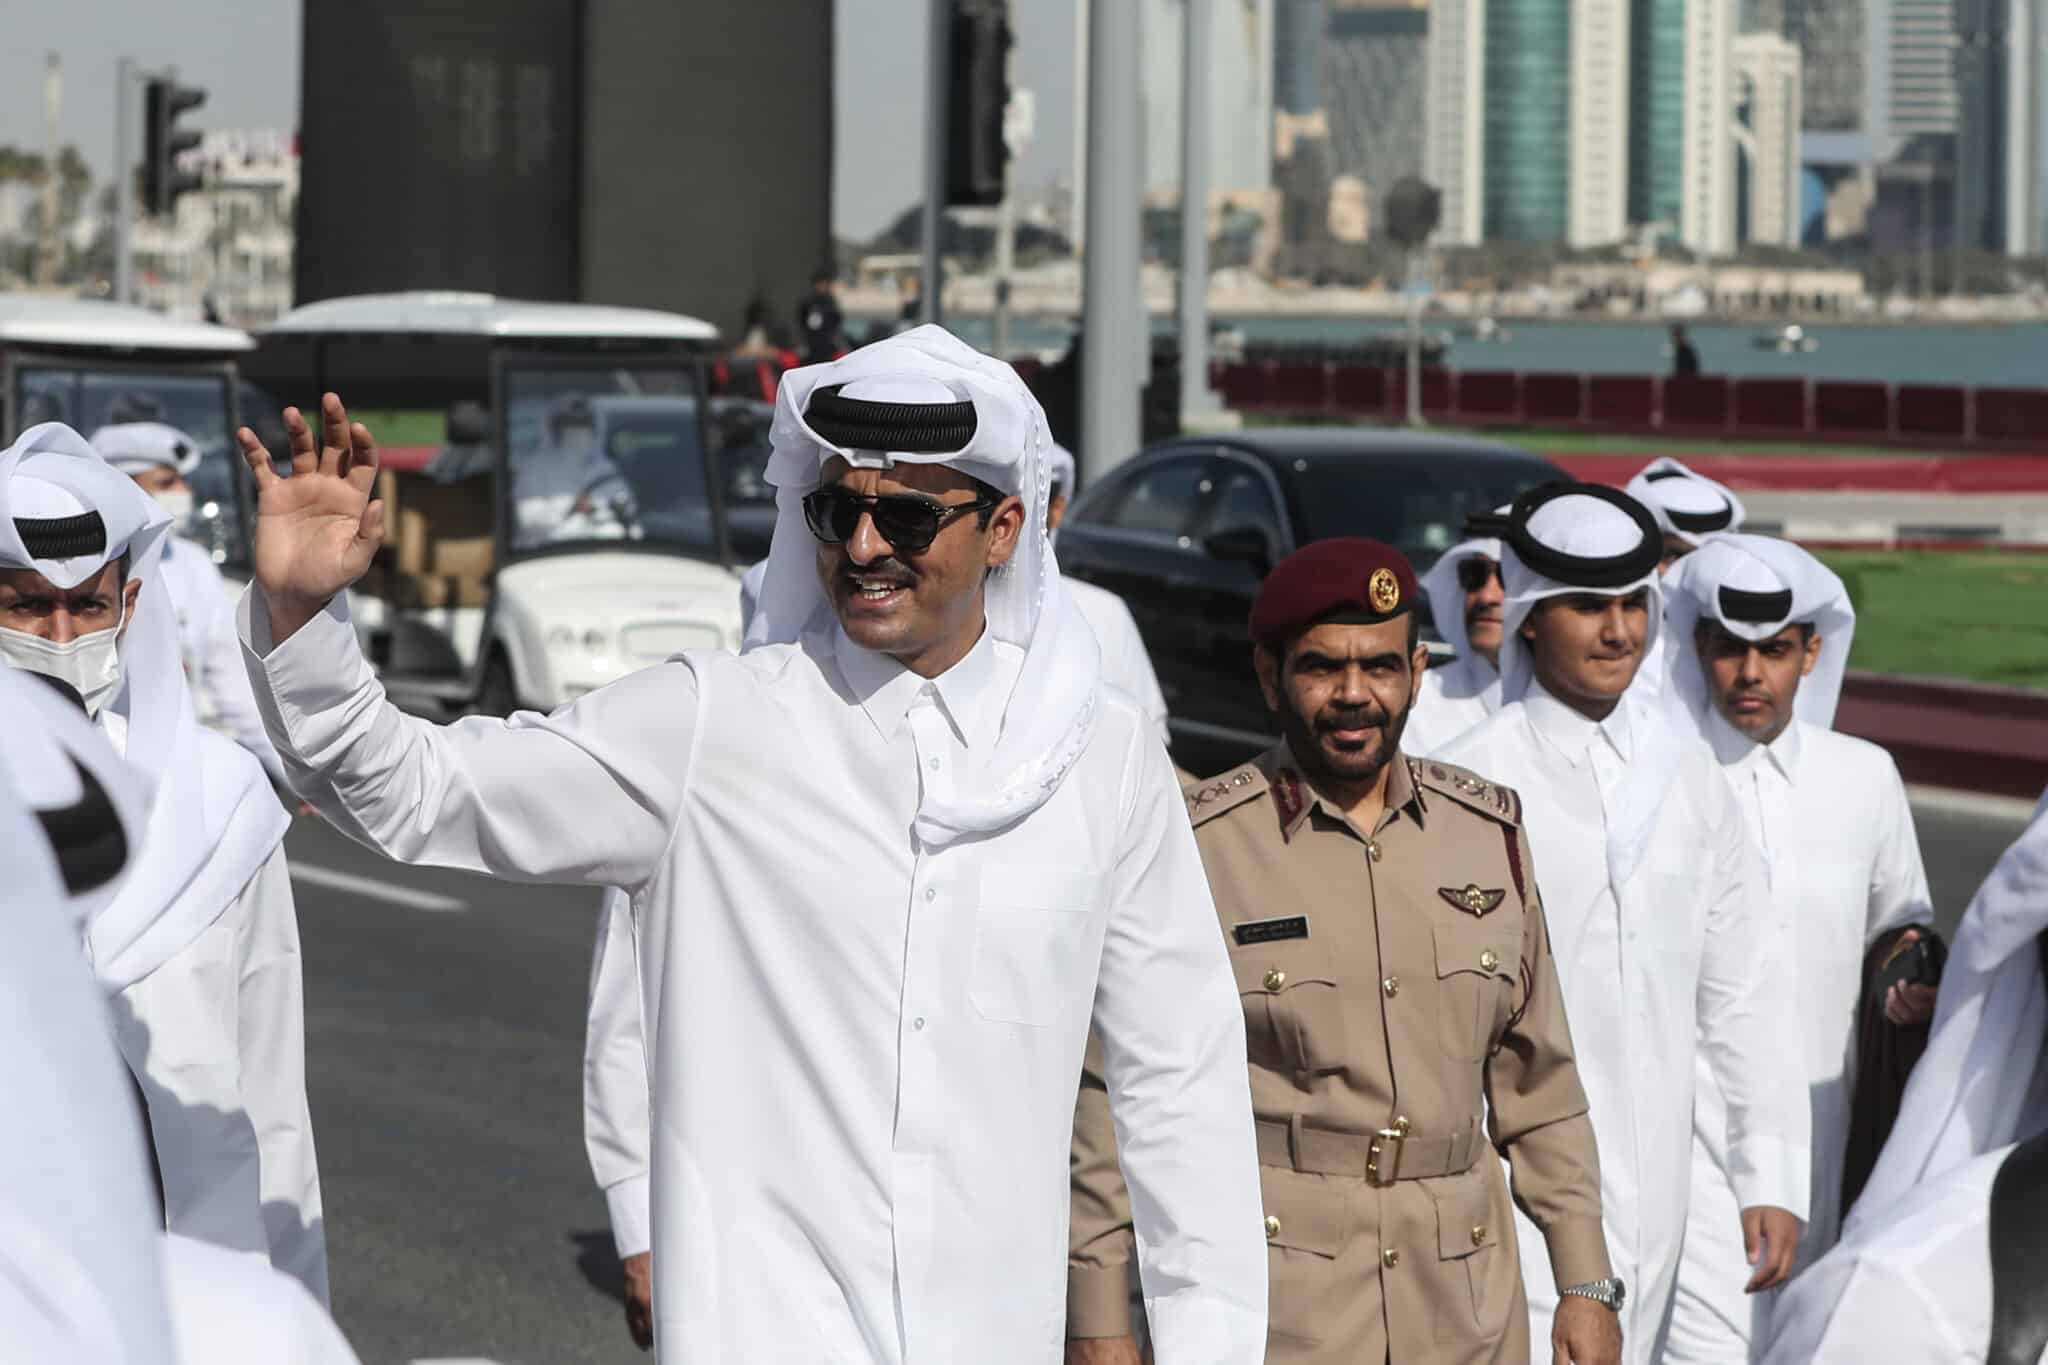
[1368,567,1401,613]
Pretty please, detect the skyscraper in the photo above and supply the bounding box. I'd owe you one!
[1891,0,1961,136]
[1424,0,1487,243]
[1140,0,1277,196]
[1569,0,1632,245]
[2009,0,2048,253]
[1954,0,2048,253]
[1323,3,1432,218]
[1483,0,1574,241]
[1733,31,1805,244]
[1631,0,1735,253]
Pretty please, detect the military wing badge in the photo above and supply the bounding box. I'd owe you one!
[1438,884,1506,917]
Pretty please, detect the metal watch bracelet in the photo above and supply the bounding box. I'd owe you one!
[1560,1277,1626,1313]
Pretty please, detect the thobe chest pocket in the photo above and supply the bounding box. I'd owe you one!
[1431,921,1519,1063]
[970,863,1101,1027]
[1233,941,1344,1080]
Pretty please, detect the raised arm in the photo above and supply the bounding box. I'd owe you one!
[1088,736,1265,1364]
[235,396,688,887]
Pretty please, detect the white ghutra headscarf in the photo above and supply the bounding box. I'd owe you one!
[1418,506,1507,704]
[0,423,285,990]
[743,325,1102,847]
[1665,533,1857,733]
[1626,456,1746,548]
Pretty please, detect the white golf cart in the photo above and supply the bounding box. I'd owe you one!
[0,295,262,577]
[246,291,750,715]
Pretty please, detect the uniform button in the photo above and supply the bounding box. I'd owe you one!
[1471,1224,1487,1247]
[1366,840,1382,862]
[1480,949,1500,972]
[1264,1214,1281,1240]
[1263,967,1286,991]
[1382,976,1400,998]
[1382,1247,1400,1268]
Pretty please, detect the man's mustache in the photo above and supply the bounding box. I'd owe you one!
[1317,708,1389,733]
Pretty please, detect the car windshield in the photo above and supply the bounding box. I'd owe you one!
[1289,455,1555,570]
[17,363,248,568]
[503,365,716,556]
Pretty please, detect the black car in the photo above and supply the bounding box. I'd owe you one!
[1056,428,1567,774]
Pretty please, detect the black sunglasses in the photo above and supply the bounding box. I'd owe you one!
[801,487,1000,554]
[1455,556,1504,592]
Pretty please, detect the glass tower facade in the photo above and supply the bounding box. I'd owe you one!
[1484,0,1572,240]
[1630,0,1687,229]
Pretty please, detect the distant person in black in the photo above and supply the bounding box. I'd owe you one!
[796,269,846,364]
[1670,324,1702,378]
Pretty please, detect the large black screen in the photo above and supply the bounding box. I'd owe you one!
[296,0,583,303]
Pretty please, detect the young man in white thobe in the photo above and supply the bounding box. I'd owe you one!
[1760,790,2048,1365]
[1439,483,1810,1365]
[90,421,288,790]
[1660,534,1937,1362]
[236,327,1267,1363]
[0,424,328,1304]
[1403,517,1505,756]
[580,439,1182,1352]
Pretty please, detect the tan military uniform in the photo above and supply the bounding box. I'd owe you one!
[1070,745,1612,1364]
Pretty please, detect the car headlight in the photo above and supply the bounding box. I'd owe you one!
[582,627,609,655]
[546,624,576,649]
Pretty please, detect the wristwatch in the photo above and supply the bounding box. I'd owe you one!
[1560,1277,1627,1313]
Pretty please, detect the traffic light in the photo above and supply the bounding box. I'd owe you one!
[142,77,206,216]
[944,0,1012,208]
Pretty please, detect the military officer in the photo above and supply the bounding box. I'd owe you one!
[1067,538,1621,1365]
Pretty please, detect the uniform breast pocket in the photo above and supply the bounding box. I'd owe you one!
[1234,941,1345,1079]
[1432,921,1520,1063]
[970,863,1101,1027]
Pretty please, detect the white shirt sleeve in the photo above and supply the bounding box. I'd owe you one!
[1697,773,1813,1217]
[1866,756,1936,944]
[238,590,691,889]
[1089,732,1267,1361]
[584,890,653,1259]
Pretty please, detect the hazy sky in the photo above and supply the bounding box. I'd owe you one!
[0,0,1079,240]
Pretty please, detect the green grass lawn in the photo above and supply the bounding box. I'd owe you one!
[1816,550,2048,691]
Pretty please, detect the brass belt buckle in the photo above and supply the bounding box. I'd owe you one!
[1367,1117,1411,1187]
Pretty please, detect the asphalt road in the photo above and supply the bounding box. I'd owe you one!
[285,789,2032,1365]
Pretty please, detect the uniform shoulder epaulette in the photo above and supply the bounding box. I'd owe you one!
[1410,757,1522,827]
[1183,763,1269,826]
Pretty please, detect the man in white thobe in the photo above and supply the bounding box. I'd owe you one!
[236,326,1266,1363]
[1660,534,1937,1362]
[1760,790,2048,1365]
[0,425,328,1304]
[2,664,359,1365]
[1404,518,1505,756]
[90,421,288,789]
[583,438,1178,1351]
[1439,484,1810,1365]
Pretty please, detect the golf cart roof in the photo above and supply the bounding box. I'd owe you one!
[0,295,254,354]
[263,292,720,345]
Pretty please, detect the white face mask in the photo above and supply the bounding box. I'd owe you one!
[151,488,193,529]
[0,600,126,719]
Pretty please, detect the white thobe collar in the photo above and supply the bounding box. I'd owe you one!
[1523,679,1633,768]
[1704,708,1803,782]
[833,620,1003,751]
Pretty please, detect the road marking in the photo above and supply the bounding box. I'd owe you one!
[290,862,468,913]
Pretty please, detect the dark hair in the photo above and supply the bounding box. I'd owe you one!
[969,475,1005,531]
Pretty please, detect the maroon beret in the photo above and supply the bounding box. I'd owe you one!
[1248,537,1420,648]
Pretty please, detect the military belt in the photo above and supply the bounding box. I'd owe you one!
[1255,1114,1484,1186]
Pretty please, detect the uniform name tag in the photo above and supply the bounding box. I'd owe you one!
[1234,916,1309,945]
